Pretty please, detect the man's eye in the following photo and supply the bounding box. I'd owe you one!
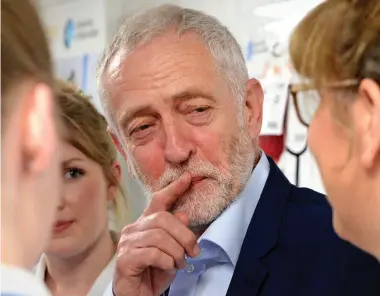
[130,123,154,139]
[193,106,209,113]
[138,124,151,131]
[132,124,152,134]
[64,168,84,179]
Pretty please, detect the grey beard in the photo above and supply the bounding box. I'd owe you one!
[131,127,256,231]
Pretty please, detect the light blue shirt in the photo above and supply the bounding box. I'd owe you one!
[169,153,270,296]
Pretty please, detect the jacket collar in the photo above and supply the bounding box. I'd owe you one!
[226,156,292,296]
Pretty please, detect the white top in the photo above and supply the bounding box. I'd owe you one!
[1,264,51,296]
[34,233,118,296]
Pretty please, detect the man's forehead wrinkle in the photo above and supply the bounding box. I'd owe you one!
[106,33,214,87]
[126,51,200,77]
[113,61,203,94]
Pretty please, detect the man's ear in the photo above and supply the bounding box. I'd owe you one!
[244,78,264,139]
[107,160,122,201]
[22,83,57,175]
[107,127,137,178]
[108,127,127,158]
[354,78,380,169]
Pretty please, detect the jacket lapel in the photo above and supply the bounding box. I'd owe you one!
[226,156,292,296]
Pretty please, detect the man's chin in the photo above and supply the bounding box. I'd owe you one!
[171,192,229,233]
[172,203,213,234]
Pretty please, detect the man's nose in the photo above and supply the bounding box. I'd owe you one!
[163,123,195,164]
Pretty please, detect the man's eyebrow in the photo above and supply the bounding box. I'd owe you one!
[118,105,155,131]
[172,89,216,102]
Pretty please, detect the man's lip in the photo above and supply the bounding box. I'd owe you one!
[191,176,206,183]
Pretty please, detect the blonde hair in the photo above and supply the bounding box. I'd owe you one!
[55,79,129,231]
[1,0,55,132]
[289,0,380,88]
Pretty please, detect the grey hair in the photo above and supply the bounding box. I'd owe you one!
[97,4,249,129]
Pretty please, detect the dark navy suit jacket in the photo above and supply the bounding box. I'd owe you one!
[164,156,380,296]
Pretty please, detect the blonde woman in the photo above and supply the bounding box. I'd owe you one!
[34,80,129,296]
[289,0,380,259]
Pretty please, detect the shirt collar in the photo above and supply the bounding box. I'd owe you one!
[198,152,270,266]
[34,231,119,289]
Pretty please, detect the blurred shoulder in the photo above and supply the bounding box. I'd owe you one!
[0,264,51,296]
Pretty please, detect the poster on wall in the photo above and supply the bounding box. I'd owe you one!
[39,0,107,60]
[260,78,289,136]
[54,56,84,89]
[84,53,103,114]
[54,53,104,114]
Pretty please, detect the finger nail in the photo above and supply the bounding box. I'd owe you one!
[193,244,201,257]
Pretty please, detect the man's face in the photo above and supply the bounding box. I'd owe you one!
[104,31,259,230]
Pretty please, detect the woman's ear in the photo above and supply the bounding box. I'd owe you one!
[354,78,380,169]
[107,161,122,201]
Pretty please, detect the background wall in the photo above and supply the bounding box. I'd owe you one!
[36,0,326,223]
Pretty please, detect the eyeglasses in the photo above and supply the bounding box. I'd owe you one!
[288,79,360,127]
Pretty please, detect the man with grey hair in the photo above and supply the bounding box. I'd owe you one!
[99,4,380,296]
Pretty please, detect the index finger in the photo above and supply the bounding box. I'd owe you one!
[143,172,191,217]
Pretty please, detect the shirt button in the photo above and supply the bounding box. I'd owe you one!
[186,263,195,273]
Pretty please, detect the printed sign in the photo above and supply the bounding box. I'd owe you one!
[261,78,289,135]
[40,0,106,59]
[54,55,84,88]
